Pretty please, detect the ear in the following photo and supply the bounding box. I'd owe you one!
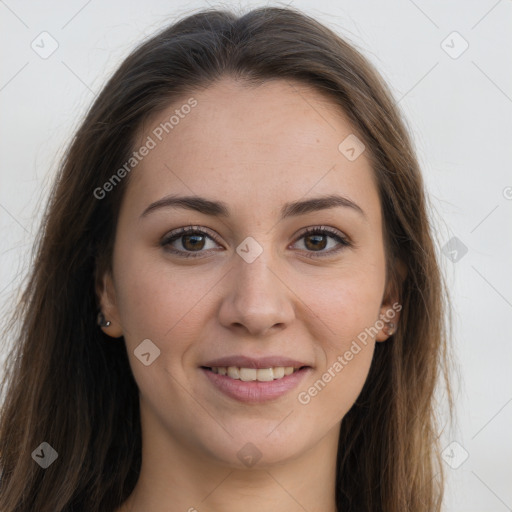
[375,259,407,342]
[95,269,124,338]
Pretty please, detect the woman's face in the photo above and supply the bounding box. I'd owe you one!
[99,78,400,468]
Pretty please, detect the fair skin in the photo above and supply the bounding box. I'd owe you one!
[99,78,402,512]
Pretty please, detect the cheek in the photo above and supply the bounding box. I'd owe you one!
[112,242,209,353]
[293,258,384,410]
[112,247,214,401]
[296,280,380,419]
[296,259,385,343]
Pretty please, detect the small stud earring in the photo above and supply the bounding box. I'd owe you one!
[384,322,395,336]
[97,311,111,328]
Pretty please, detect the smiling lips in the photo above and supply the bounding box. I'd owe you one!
[200,355,312,402]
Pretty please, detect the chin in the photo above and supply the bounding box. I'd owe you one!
[198,427,309,469]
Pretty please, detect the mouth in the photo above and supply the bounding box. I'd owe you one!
[199,363,312,403]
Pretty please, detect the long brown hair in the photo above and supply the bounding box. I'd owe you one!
[0,6,452,511]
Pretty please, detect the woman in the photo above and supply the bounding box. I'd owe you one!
[0,6,452,512]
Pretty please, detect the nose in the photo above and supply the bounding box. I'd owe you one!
[217,252,295,337]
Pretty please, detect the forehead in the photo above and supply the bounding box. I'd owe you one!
[124,78,381,224]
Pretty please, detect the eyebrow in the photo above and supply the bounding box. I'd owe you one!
[139,193,367,221]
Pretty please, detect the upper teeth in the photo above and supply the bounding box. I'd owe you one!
[210,366,299,381]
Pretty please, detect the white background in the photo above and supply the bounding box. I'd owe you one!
[1,1,511,510]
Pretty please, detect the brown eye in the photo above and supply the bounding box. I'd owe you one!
[292,226,351,257]
[181,233,206,251]
[161,226,222,258]
[303,233,328,251]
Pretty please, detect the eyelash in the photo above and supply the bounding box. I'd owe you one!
[160,225,352,259]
